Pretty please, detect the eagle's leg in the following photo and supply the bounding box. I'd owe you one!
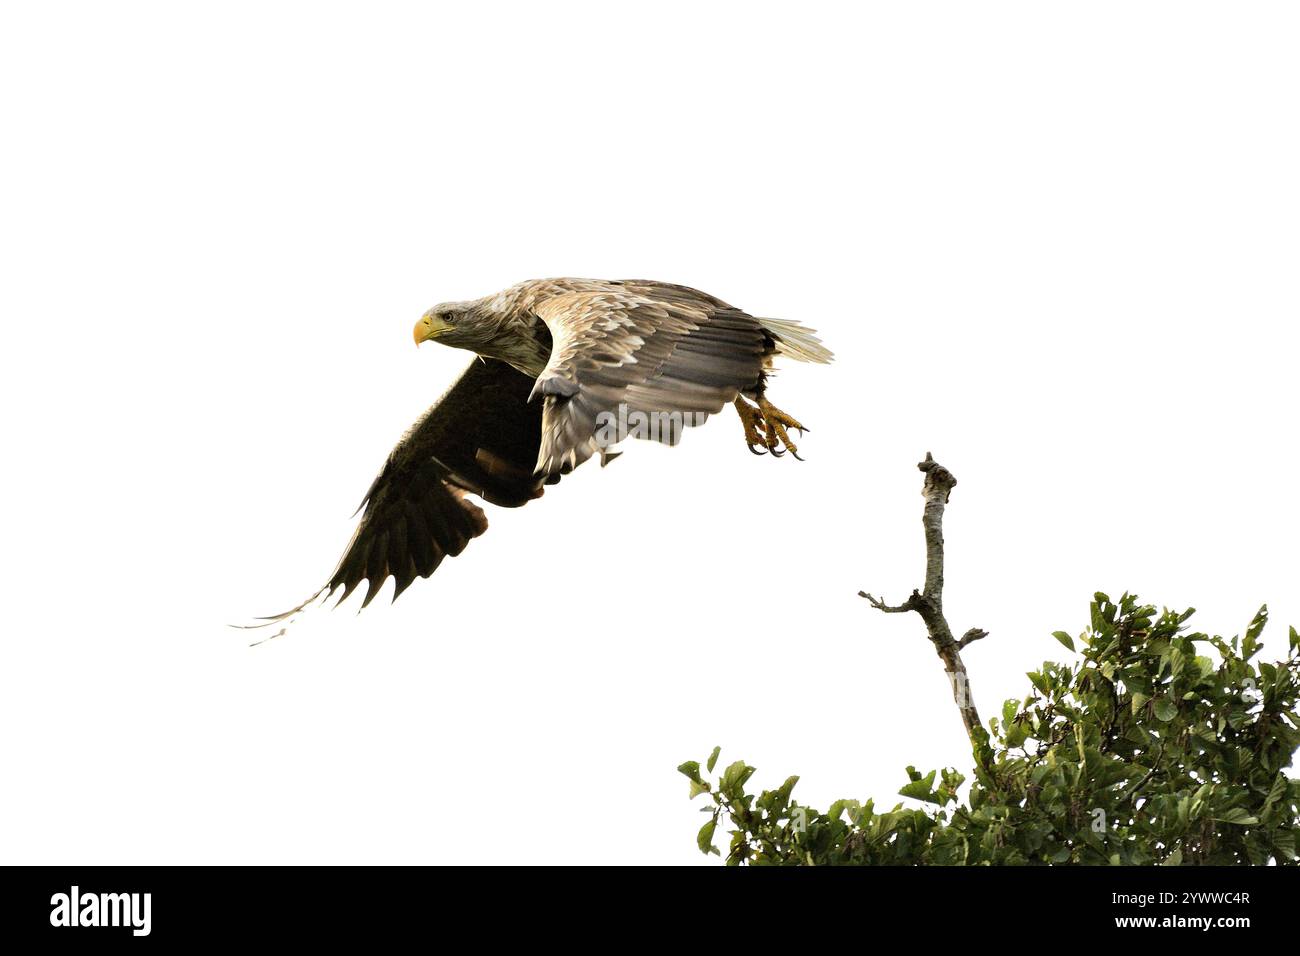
[756,396,807,460]
[733,397,768,455]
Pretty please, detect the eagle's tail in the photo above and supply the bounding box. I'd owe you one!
[758,317,834,364]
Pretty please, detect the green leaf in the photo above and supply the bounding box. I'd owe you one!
[1154,699,1178,722]
[838,799,863,823]
[1168,645,1186,680]
[1052,631,1075,652]
[720,760,755,795]
[1242,605,1268,659]
[1002,699,1018,727]
[706,746,721,773]
[1261,773,1289,819]
[696,817,719,855]
[677,761,701,783]
[1211,808,1259,825]
[899,769,939,803]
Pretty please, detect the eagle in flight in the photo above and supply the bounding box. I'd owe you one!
[257,278,832,623]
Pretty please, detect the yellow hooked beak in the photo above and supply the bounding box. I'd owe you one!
[413,313,451,346]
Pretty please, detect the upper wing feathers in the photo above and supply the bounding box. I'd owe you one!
[530,282,769,476]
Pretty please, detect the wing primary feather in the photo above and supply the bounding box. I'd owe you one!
[248,357,555,624]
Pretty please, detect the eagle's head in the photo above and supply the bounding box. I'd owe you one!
[413,302,493,353]
[414,297,550,377]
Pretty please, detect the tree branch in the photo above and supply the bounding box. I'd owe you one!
[860,453,989,760]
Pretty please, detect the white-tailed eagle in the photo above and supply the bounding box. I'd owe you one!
[256,278,832,622]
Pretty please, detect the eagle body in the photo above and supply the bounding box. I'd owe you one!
[260,278,832,620]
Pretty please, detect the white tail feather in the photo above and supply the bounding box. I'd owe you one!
[758,317,834,364]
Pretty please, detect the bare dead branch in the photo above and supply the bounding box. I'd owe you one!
[862,452,990,760]
[858,590,920,614]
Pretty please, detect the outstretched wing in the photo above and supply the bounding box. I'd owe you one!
[258,358,546,620]
[530,280,769,476]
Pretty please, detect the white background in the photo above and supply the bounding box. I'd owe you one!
[2,2,1296,865]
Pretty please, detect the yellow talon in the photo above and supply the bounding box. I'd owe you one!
[733,398,767,454]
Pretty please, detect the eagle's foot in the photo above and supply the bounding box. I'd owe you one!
[756,397,806,460]
[734,397,808,459]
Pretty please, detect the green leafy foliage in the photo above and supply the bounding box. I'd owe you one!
[680,594,1300,865]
